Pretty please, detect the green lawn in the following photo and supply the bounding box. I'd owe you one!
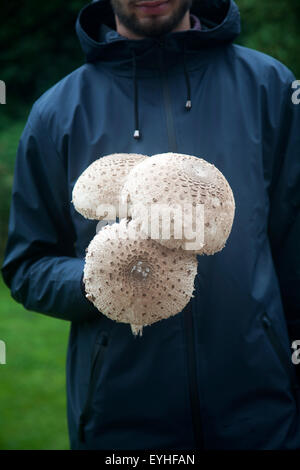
[0,119,27,256]
[0,278,70,450]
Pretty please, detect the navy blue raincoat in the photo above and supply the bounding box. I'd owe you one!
[2,0,300,449]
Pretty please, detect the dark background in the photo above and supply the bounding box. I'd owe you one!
[0,0,299,450]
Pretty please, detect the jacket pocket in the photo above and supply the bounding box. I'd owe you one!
[261,312,300,402]
[78,331,109,443]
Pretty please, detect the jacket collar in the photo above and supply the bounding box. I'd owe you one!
[76,0,241,67]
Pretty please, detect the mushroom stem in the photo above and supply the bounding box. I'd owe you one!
[130,324,144,337]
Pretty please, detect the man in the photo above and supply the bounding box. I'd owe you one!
[2,0,300,450]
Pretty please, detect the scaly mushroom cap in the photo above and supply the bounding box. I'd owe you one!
[83,219,198,336]
[121,152,235,255]
[72,153,148,220]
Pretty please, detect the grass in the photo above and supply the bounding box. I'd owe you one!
[0,119,27,256]
[0,277,70,450]
[0,117,70,449]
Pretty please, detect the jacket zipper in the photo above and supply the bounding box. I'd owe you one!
[78,331,109,443]
[157,40,204,449]
[261,312,300,401]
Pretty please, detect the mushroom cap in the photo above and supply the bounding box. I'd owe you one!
[72,153,148,220]
[121,152,235,255]
[83,219,198,336]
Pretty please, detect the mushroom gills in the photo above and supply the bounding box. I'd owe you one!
[83,219,198,336]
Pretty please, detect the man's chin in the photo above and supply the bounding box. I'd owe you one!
[133,18,175,37]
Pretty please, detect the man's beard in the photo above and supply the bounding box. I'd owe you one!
[110,0,193,38]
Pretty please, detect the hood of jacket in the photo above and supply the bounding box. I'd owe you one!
[76,0,241,63]
[75,0,241,139]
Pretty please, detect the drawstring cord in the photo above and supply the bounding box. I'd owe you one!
[131,49,140,139]
[131,39,192,139]
[183,39,192,110]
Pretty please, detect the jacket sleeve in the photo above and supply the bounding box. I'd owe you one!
[267,71,300,346]
[1,103,99,322]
